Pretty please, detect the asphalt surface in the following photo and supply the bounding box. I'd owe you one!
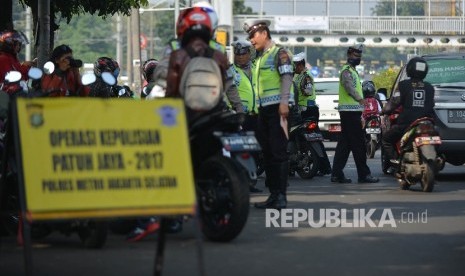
[1,145,465,276]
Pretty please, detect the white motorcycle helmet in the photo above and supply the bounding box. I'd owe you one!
[193,1,218,31]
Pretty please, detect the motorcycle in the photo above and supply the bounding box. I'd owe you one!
[189,108,258,242]
[288,116,324,179]
[0,68,108,248]
[364,115,382,159]
[389,117,443,192]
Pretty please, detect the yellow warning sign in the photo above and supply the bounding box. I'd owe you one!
[14,98,195,220]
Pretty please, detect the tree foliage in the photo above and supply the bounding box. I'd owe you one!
[233,0,256,15]
[371,67,400,91]
[54,13,116,63]
[371,1,425,16]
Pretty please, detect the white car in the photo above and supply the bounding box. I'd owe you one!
[314,78,340,140]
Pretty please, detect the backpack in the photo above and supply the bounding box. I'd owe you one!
[179,46,223,111]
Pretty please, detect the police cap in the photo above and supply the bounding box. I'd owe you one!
[243,19,271,37]
[232,39,252,55]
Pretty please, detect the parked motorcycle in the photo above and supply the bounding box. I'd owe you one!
[389,117,443,192]
[364,115,382,159]
[288,117,323,179]
[0,68,108,248]
[189,109,257,242]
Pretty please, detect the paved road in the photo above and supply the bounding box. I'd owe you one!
[1,147,465,276]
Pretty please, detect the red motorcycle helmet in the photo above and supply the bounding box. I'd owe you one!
[176,7,212,46]
[0,30,29,54]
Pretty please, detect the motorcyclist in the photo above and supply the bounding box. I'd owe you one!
[381,56,435,174]
[88,56,126,98]
[40,44,88,97]
[361,80,381,126]
[153,2,243,113]
[292,52,332,176]
[165,6,230,111]
[140,58,159,98]
[0,29,35,83]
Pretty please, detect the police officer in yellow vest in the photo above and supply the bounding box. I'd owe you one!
[231,39,262,193]
[293,52,332,176]
[244,19,294,209]
[331,44,379,184]
[292,52,318,121]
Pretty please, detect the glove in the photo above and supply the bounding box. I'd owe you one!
[146,85,166,100]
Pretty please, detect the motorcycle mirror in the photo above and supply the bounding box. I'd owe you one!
[81,73,97,85]
[43,61,55,75]
[28,67,43,80]
[4,71,22,83]
[101,72,116,86]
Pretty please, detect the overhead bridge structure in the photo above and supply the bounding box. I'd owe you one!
[233,15,465,48]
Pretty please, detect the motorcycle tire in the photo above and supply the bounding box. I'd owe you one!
[421,160,435,193]
[296,147,319,179]
[197,155,249,242]
[380,147,391,175]
[255,152,265,176]
[366,140,377,159]
[78,220,108,249]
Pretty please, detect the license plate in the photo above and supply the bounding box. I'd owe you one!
[303,132,324,141]
[448,109,465,123]
[328,124,341,132]
[414,136,442,146]
[366,128,381,134]
[220,135,261,152]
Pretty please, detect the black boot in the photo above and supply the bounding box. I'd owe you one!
[255,163,280,209]
[254,192,278,209]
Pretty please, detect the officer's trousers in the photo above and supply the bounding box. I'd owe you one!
[332,111,371,179]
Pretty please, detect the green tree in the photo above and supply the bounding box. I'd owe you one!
[15,0,148,54]
[371,1,425,16]
[233,0,256,15]
[371,67,400,91]
[54,14,115,63]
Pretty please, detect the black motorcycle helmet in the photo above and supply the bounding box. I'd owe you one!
[142,59,159,82]
[362,80,376,98]
[94,57,120,79]
[406,56,428,80]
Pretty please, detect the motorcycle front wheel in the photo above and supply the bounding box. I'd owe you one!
[197,155,250,242]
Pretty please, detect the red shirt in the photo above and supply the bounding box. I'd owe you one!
[0,51,31,83]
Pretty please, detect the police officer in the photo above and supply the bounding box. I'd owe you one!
[331,44,379,184]
[231,39,262,193]
[293,52,332,176]
[381,56,435,173]
[244,19,294,209]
